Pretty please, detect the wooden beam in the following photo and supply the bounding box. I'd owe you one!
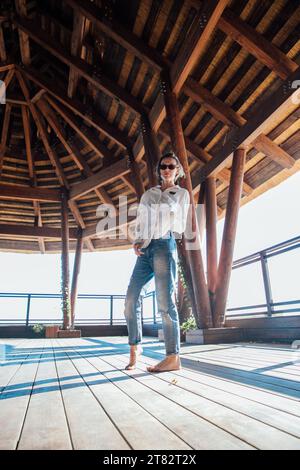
[219,8,298,80]
[0,183,61,202]
[21,104,35,182]
[0,63,14,72]
[0,103,12,177]
[68,10,85,98]
[45,94,113,160]
[68,199,85,229]
[16,70,70,189]
[37,98,118,209]
[171,0,230,94]
[205,177,218,308]
[60,188,71,329]
[141,114,160,188]
[70,158,130,200]
[14,16,147,115]
[0,223,78,239]
[183,77,246,127]
[71,227,83,327]
[44,95,114,161]
[162,70,212,329]
[127,149,145,201]
[64,0,167,72]
[132,0,229,162]
[15,0,31,65]
[2,68,15,94]
[121,174,136,194]
[0,24,7,62]
[213,148,246,327]
[21,66,131,149]
[252,133,295,169]
[36,97,92,175]
[21,103,45,253]
[193,66,300,183]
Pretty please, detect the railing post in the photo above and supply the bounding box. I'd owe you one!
[152,291,156,324]
[26,294,31,326]
[260,252,274,317]
[110,295,113,326]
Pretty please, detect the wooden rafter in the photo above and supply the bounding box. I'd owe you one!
[70,158,130,201]
[218,8,298,80]
[64,0,167,72]
[15,0,31,65]
[0,223,78,239]
[252,133,295,169]
[0,103,12,177]
[68,11,86,98]
[0,23,7,62]
[36,97,92,176]
[183,77,246,128]
[13,16,147,116]
[44,95,114,162]
[21,66,131,149]
[194,66,300,183]
[16,70,69,188]
[21,103,45,252]
[0,183,61,202]
[133,0,230,161]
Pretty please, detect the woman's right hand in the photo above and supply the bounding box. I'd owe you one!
[133,242,143,256]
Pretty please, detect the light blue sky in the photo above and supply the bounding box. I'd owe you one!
[0,171,299,319]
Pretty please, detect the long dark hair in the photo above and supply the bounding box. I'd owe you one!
[155,151,185,185]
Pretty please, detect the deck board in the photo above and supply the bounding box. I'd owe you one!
[0,337,300,450]
[17,339,72,450]
[0,339,45,450]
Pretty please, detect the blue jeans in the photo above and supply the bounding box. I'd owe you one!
[124,233,180,355]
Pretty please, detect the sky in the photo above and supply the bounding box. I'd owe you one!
[0,171,299,321]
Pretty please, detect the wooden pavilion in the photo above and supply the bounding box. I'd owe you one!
[0,0,300,333]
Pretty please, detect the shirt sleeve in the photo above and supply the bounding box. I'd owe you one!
[181,189,191,233]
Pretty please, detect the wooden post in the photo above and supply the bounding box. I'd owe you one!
[197,182,206,244]
[141,113,160,188]
[213,147,246,327]
[71,227,83,327]
[61,187,71,330]
[127,148,144,201]
[206,177,218,314]
[161,70,212,328]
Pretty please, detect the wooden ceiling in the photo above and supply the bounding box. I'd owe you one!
[0,0,299,253]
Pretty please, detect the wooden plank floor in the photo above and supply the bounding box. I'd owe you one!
[1,336,300,450]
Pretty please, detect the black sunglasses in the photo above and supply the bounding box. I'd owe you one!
[160,164,177,170]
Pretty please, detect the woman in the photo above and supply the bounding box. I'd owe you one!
[123,151,190,372]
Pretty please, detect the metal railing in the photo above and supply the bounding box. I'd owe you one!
[0,236,299,325]
[0,291,158,326]
[226,235,300,319]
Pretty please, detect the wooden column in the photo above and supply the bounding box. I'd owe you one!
[127,149,144,201]
[61,187,71,329]
[213,147,246,327]
[161,70,212,328]
[197,182,206,244]
[141,113,160,188]
[71,228,83,327]
[205,177,218,313]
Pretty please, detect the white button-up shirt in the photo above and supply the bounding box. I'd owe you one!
[133,185,190,248]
